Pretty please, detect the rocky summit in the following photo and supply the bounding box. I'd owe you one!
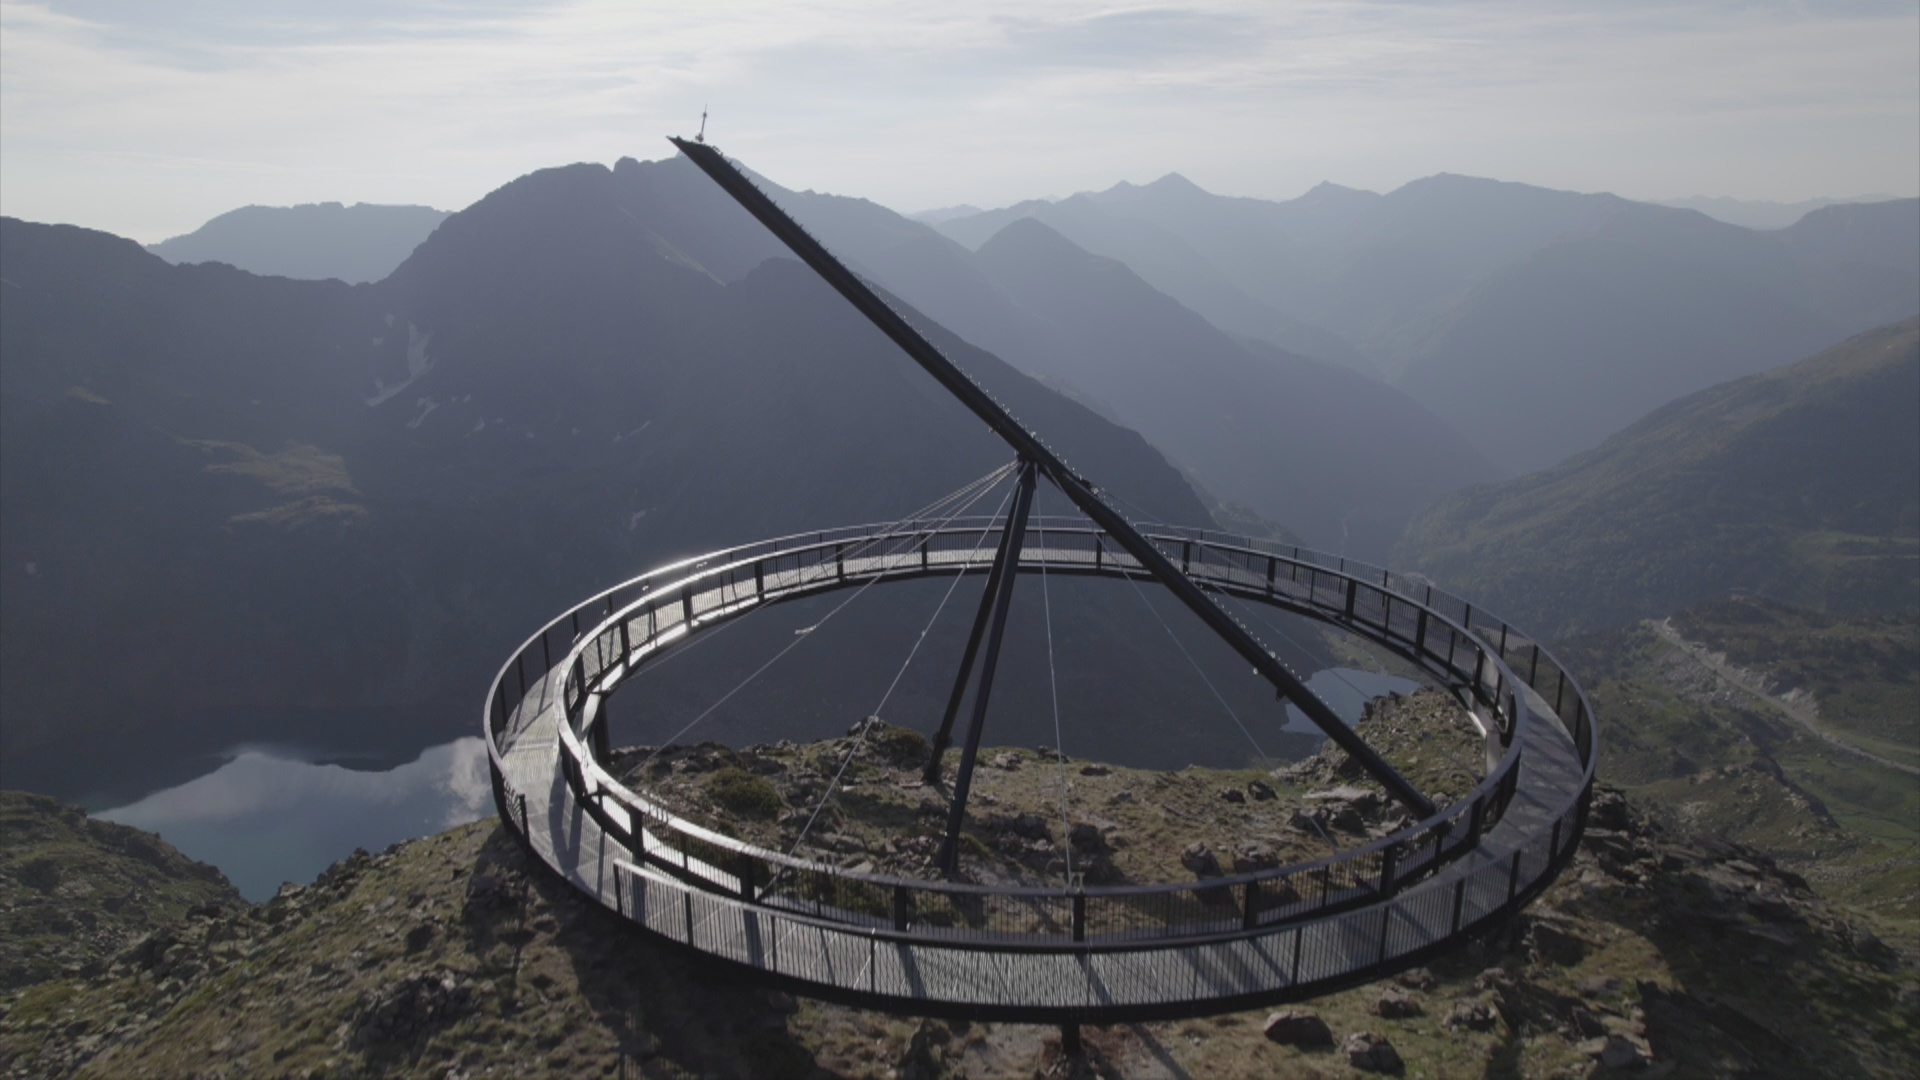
[2,693,1916,1077]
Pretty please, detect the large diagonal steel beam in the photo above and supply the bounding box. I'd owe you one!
[670,136,1434,819]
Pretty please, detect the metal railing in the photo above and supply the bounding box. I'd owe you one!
[485,519,1594,967]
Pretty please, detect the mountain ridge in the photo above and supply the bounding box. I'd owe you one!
[1394,317,1920,638]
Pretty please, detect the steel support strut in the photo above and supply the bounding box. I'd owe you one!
[925,461,1031,784]
[670,136,1434,820]
[933,464,1037,877]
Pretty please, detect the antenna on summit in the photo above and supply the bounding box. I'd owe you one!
[696,106,709,143]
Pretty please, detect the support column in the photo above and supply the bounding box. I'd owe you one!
[934,463,1036,877]
[924,464,1029,784]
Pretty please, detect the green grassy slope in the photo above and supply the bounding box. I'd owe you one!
[1395,318,1920,640]
[1557,599,1920,941]
[0,793,242,991]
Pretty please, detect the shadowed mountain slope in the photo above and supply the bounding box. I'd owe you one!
[0,160,1219,805]
[1394,318,1920,639]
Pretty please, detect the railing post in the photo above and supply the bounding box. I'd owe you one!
[1344,579,1357,620]
[1415,609,1428,655]
[681,584,693,626]
[1241,879,1260,931]
[893,886,911,932]
[739,854,756,901]
[1451,877,1466,932]
[1072,890,1087,942]
[1507,849,1522,902]
[754,559,764,596]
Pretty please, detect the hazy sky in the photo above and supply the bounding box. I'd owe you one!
[3,1,1915,243]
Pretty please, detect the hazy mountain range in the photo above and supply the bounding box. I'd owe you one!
[933,174,1919,474]
[147,203,450,285]
[1653,193,1907,231]
[1396,318,1920,638]
[6,153,1918,808]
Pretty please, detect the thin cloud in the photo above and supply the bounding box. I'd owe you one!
[2,0,1913,241]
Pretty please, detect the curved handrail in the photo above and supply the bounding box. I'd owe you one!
[489,518,1592,952]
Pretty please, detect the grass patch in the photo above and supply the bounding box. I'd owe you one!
[705,767,784,820]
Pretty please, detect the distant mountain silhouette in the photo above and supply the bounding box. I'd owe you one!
[1654,193,1906,231]
[968,217,1498,561]
[4,162,1279,805]
[586,156,1494,561]
[938,176,1920,472]
[147,202,450,284]
[1394,318,1920,639]
[1395,196,1920,471]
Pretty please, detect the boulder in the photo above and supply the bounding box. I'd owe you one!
[1343,1032,1404,1073]
[1577,1034,1651,1070]
[1181,842,1223,878]
[1372,988,1422,1019]
[1068,821,1109,853]
[1247,780,1277,801]
[1570,1006,1608,1038]
[1447,1000,1500,1031]
[1219,787,1246,804]
[1008,814,1050,841]
[1232,842,1280,874]
[1261,1009,1333,1047]
[1305,785,1383,813]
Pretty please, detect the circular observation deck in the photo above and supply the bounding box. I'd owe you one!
[483,518,1595,1022]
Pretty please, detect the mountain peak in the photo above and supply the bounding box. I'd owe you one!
[1144,172,1206,195]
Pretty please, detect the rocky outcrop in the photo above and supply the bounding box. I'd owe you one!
[0,792,242,992]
